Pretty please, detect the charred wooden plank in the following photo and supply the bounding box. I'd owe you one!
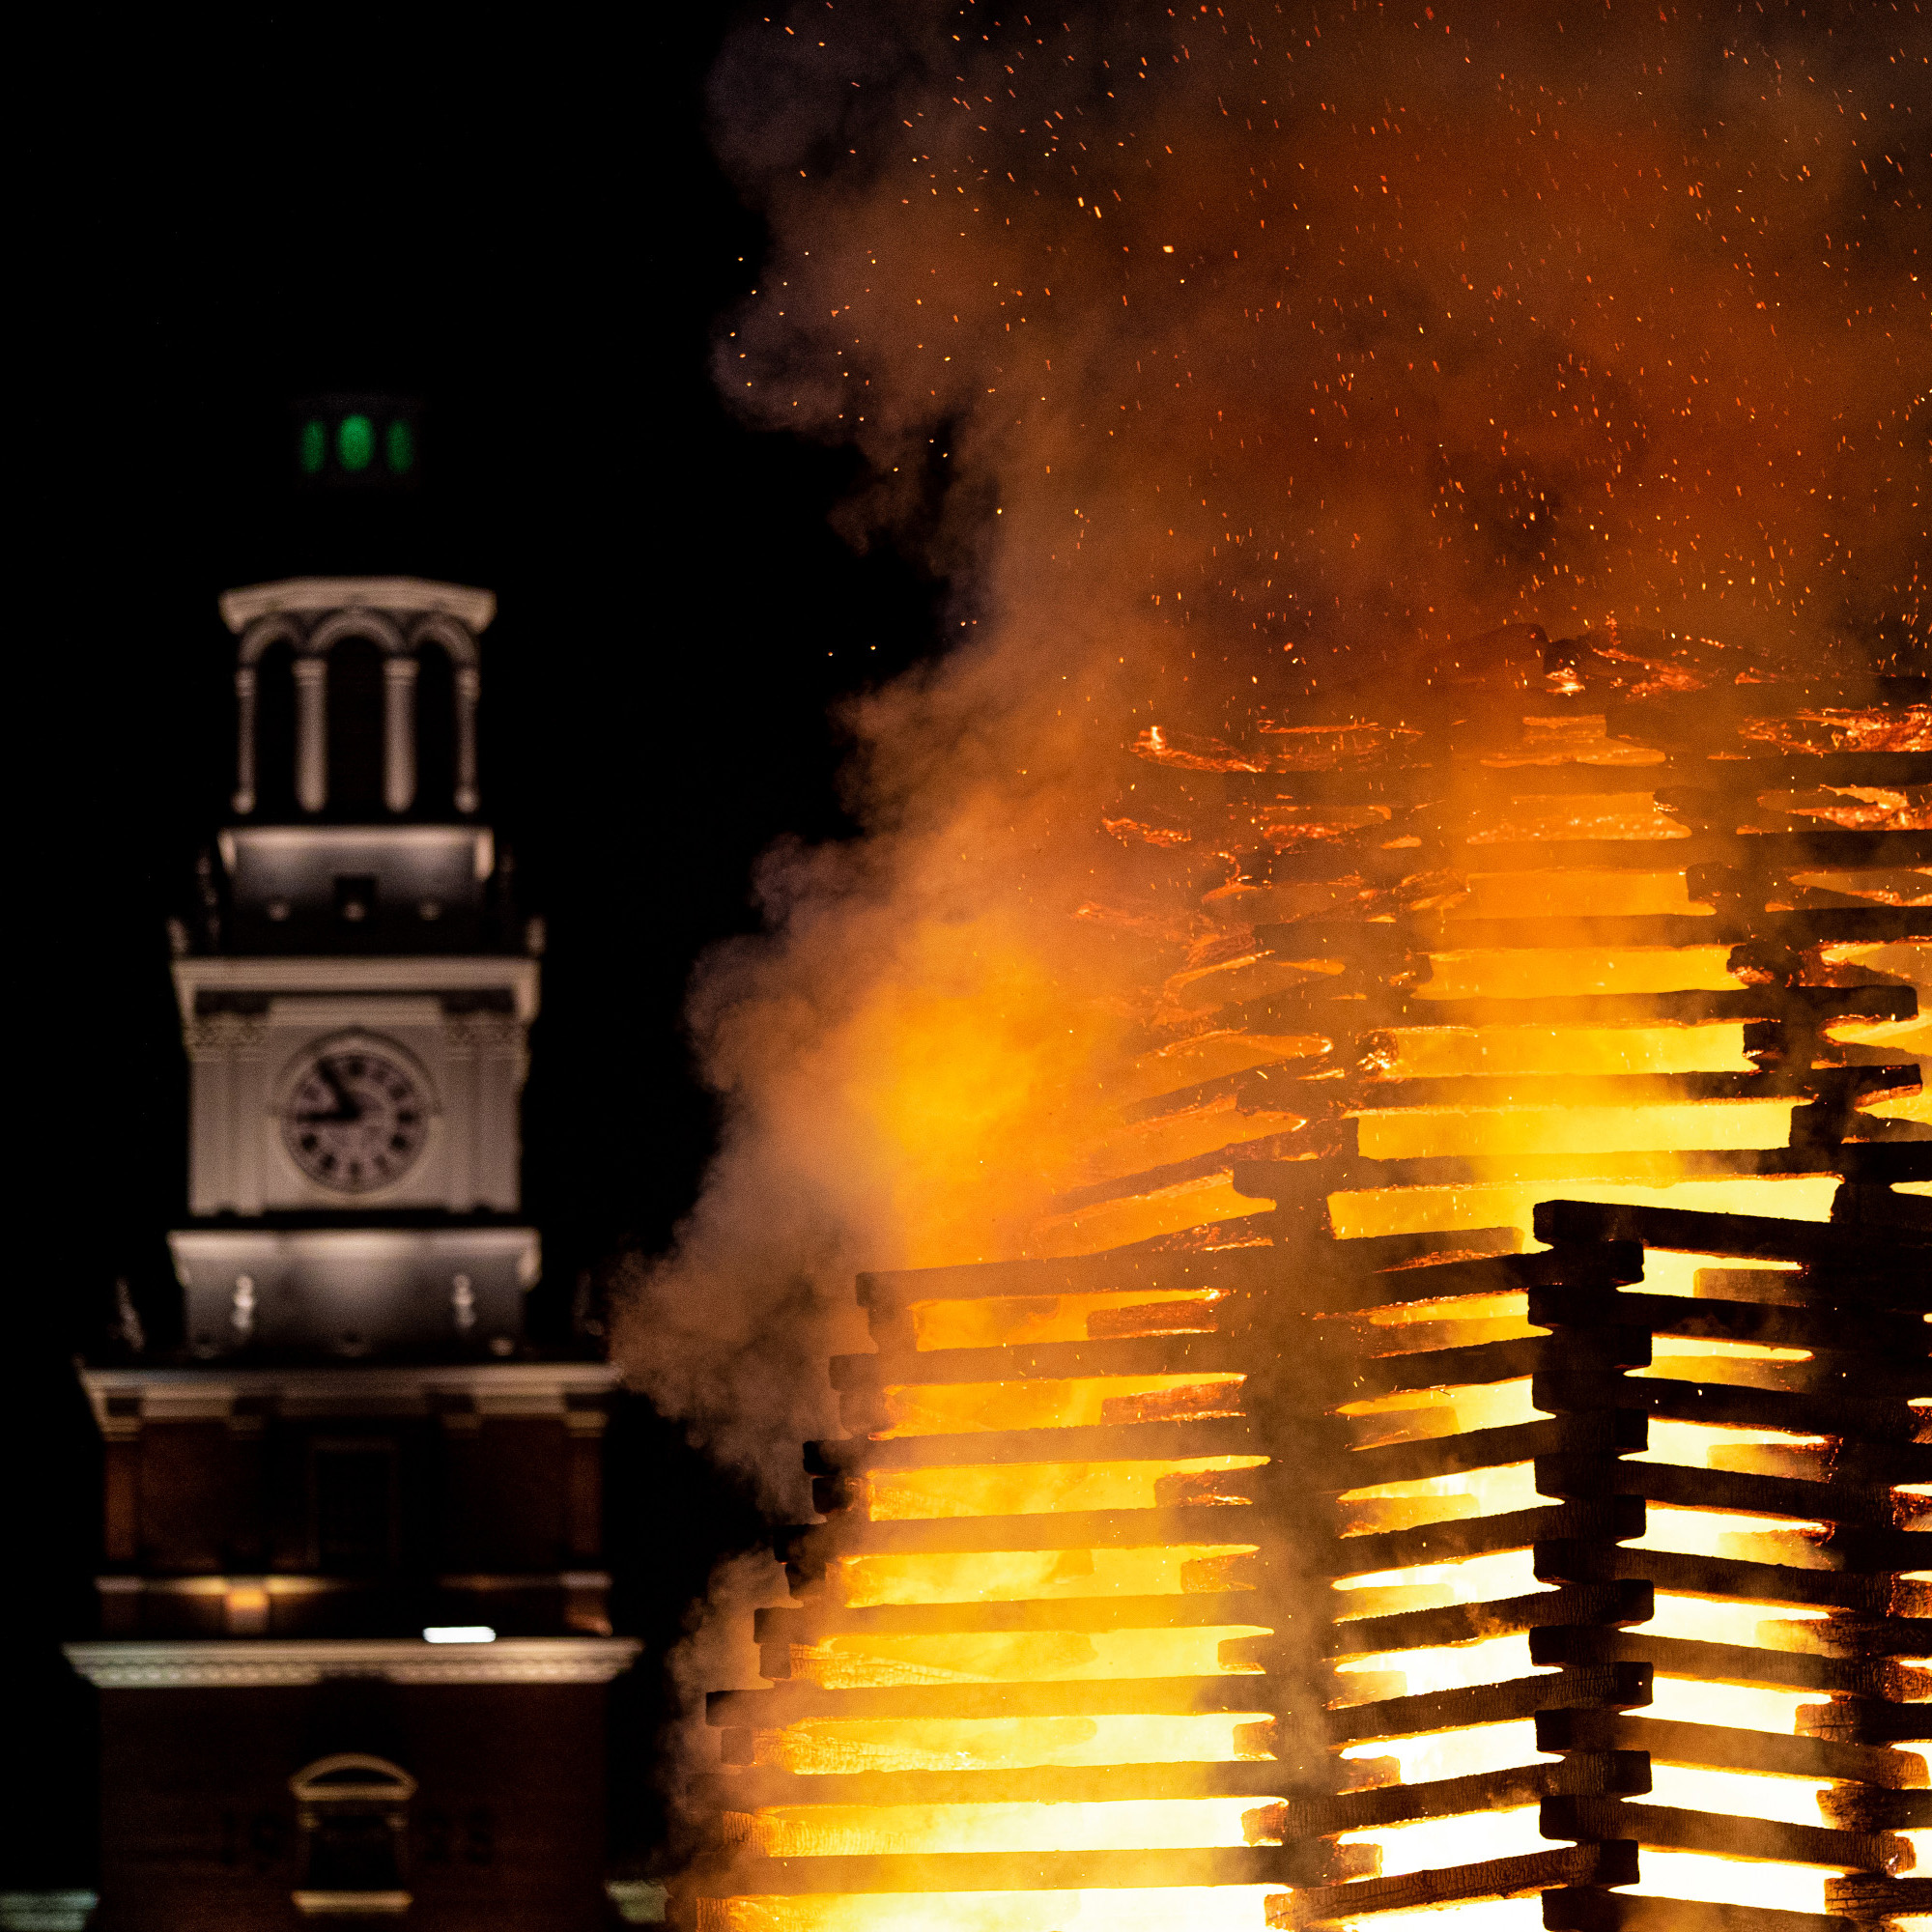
[1758,1615,1932,1659]
[752,1592,1269,1641]
[1337,1411,1646,1490]
[1307,1583,1653,1662]
[828,1332,1251,1391]
[1264,909,1929,952]
[854,1233,1281,1311]
[1530,1625,1929,1698]
[1601,683,1929,737]
[1335,1226,1531,1269]
[1236,984,1919,1032]
[1533,1542,1925,1616]
[1528,1289,1931,1358]
[1714,1440,1932,1486]
[1320,1330,1652,1403]
[1541,1796,1912,1873]
[1328,1497,1647,1577]
[1800,1698,1932,1746]
[1533,1455,1907,1526]
[1823,1874,1932,1920]
[702,1841,1363,1896]
[1544,1888,1853,1932]
[1342,1065,1920,1113]
[778,1501,1264,1560]
[1276,1315,1557,1365]
[805,1416,1260,1473]
[1469,829,1932,872]
[1692,1266,1932,1316]
[1340,1246,1642,1303]
[1629,750,1931,789]
[1054,1125,1352,1213]
[1831,1181,1932,1236]
[1320,1662,1653,1746]
[1818,1786,1932,1832]
[1267,1752,1648,1837]
[1533,1200,1930,1263]
[1286,1839,1639,1926]
[706,1671,1285,1726]
[1204,749,1929,810]
[1533,1372,1928,1447]
[1349,1145,1932,1191]
[1538,1710,1929,1788]
[697,1758,1313,1809]
[1236,1245,1641,1319]
[1786,1269,1932,1316]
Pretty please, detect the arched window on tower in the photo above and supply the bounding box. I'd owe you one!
[251,637,299,818]
[326,638,386,816]
[414,639,456,815]
[235,614,306,818]
[409,614,480,814]
[289,1754,416,1917]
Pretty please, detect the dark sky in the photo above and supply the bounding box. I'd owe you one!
[12,8,941,1884]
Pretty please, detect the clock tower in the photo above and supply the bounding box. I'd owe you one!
[64,431,642,1930]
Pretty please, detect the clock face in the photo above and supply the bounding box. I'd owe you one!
[281,1044,430,1194]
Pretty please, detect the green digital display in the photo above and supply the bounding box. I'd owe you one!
[298,418,328,474]
[336,413,376,472]
[384,418,415,474]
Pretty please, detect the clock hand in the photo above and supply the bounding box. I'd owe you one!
[315,1059,363,1122]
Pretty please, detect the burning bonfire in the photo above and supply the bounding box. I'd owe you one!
[640,4,1929,1923]
[682,636,1928,1930]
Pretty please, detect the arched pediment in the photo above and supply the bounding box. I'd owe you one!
[408,611,479,668]
[290,1753,418,1804]
[306,608,410,658]
[238,613,307,668]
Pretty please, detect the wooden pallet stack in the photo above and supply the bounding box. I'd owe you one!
[1244,1189,1928,1932]
[691,637,1927,1929]
[1527,1195,1929,1932]
[697,1223,1364,1926]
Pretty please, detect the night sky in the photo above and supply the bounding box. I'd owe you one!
[13,9,939,1885]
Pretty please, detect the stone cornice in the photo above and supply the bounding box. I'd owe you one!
[170,952,539,1028]
[77,1357,618,1426]
[64,1636,639,1689]
[219,578,496,635]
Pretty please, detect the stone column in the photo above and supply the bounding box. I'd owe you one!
[294,656,328,813]
[454,665,480,813]
[384,655,420,813]
[232,664,258,813]
[102,1401,142,1566]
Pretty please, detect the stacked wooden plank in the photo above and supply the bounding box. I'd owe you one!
[1257,1193,1927,1932]
[1527,1197,1929,1932]
[697,1224,1375,1925]
[1100,645,1929,1239]
[691,638,1928,1929]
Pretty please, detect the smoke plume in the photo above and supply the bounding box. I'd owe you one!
[615,0,1927,1511]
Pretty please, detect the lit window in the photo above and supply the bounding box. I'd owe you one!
[336,413,375,472]
[290,1754,415,1918]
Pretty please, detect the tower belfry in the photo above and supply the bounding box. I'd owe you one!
[66,524,638,1927]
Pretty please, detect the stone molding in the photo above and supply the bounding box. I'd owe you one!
[220,578,497,634]
[173,952,539,1028]
[184,1011,271,1056]
[78,1358,616,1426]
[64,1635,639,1689]
[0,1893,99,1932]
